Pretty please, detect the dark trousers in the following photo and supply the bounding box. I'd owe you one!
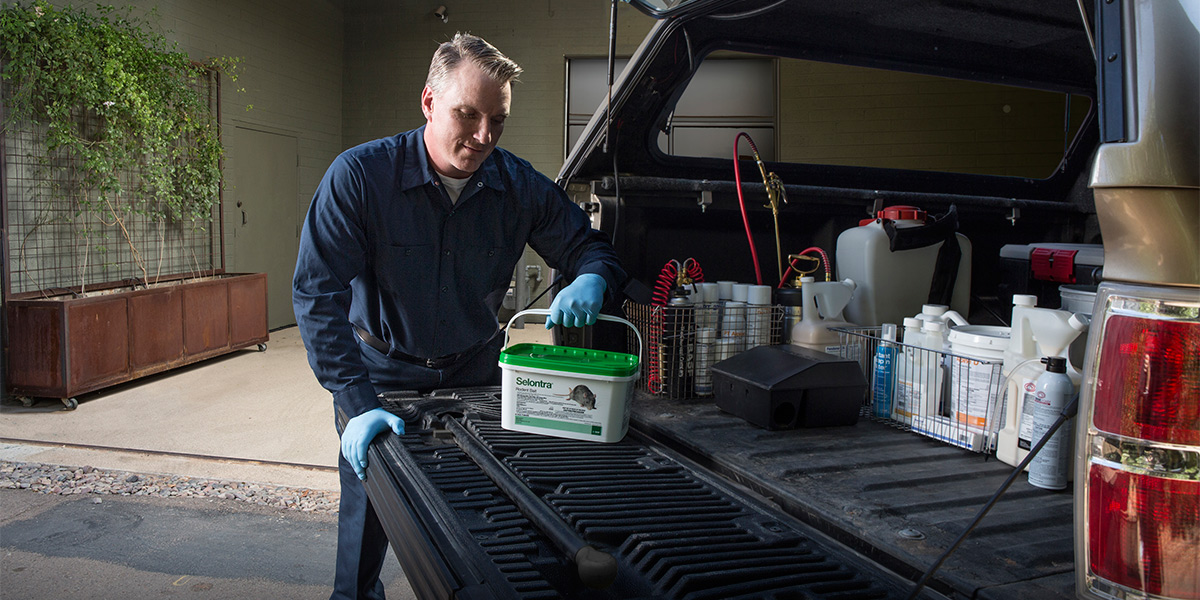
[331,334,503,600]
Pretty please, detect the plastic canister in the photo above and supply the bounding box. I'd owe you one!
[947,325,1010,432]
[499,310,641,443]
[836,205,972,327]
[790,276,855,354]
[893,320,945,423]
[1059,284,1097,368]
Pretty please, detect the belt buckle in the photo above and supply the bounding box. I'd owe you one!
[425,358,438,369]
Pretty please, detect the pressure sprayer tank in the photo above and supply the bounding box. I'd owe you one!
[836,205,972,327]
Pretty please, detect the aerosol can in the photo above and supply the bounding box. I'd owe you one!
[996,300,1089,472]
[664,286,696,396]
[1027,356,1074,490]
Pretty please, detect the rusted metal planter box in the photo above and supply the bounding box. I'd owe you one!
[5,273,268,408]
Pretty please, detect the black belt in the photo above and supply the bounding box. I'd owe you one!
[353,325,488,370]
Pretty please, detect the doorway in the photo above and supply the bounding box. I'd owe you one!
[224,126,300,330]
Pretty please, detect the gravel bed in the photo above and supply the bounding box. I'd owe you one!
[0,460,340,513]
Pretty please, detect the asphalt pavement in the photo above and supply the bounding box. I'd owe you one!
[1,487,410,600]
[0,323,550,599]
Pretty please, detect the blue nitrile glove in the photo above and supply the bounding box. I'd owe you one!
[341,407,405,480]
[546,273,606,329]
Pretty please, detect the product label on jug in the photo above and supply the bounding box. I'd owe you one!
[950,357,1000,431]
[1017,378,1038,450]
[511,375,607,436]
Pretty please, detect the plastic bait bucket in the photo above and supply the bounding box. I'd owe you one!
[947,325,1010,432]
[499,309,642,443]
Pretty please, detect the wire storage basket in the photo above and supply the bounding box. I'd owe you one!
[624,300,785,400]
[832,326,1006,453]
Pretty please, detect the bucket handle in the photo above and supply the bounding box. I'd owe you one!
[504,309,643,370]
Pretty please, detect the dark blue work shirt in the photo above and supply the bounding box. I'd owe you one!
[293,126,625,419]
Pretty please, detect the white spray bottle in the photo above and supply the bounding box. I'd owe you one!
[996,302,1089,470]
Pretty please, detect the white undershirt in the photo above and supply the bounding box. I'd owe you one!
[437,173,471,204]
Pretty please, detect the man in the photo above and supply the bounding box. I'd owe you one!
[293,33,625,600]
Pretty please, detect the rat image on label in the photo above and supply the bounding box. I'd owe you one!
[512,376,606,437]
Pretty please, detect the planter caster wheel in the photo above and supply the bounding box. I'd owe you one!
[17,396,35,408]
[256,343,267,352]
[62,398,78,410]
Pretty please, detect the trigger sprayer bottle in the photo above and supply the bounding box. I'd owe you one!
[1027,356,1074,491]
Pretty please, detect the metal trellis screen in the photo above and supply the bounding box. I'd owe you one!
[2,70,222,297]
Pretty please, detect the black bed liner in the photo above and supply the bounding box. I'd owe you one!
[629,393,1077,599]
[362,387,928,600]
[361,386,1074,599]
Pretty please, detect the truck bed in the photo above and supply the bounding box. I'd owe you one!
[363,388,924,600]
[361,387,1075,599]
[631,393,1077,599]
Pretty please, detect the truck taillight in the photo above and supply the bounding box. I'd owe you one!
[1087,464,1200,599]
[1077,284,1200,600]
[1093,316,1199,445]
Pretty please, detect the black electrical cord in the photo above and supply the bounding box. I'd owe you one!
[610,129,622,250]
[501,273,565,331]
[905,394,1080,600]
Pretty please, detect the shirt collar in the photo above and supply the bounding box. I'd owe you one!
[400,125,506,195]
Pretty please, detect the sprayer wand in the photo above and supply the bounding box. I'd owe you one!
[904,394,1080,600]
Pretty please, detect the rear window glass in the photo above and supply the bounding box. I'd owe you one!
[662,52,1092,180]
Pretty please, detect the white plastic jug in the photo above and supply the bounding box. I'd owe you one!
[893,320,946,424]
[836,205,972,327]
[995,303,1089,471]
[790,276,856,354]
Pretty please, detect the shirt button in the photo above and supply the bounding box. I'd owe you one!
[488,249,495,256]
[432,180,440,186]
[404,249,412,256]
[441,286,448,293]
[476,182,484,188]
[443,249,451,256]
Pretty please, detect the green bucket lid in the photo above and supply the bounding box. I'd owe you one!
[500,343,639,378]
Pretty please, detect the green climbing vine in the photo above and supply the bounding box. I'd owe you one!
[1,1,240,290]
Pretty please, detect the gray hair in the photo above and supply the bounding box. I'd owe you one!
[426,32,522,95]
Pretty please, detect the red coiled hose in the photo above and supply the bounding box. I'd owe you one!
[647,258,704,394]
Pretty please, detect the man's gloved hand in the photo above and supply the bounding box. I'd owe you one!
[546,273,606,329]
[341,407,404,480]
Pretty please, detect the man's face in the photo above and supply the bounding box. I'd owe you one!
[422,61,511,179]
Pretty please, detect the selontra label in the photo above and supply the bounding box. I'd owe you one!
[515,377,553,389]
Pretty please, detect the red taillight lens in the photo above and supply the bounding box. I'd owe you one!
[1087,463,1200,599]
[1093,315,1200,445]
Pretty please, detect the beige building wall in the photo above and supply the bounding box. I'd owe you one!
[342,0,655,177]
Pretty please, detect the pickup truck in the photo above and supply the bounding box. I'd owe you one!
[358,1,1198,599]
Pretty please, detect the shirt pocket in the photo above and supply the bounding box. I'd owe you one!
[461,243,516,301]
[376,243,434,293]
